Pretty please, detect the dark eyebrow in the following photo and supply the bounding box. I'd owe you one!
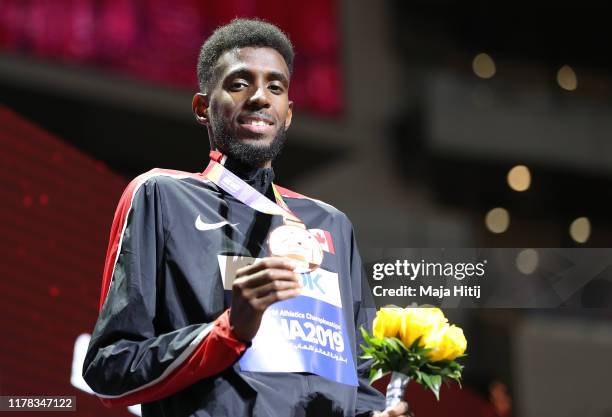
[223,67,289,87]
[267,71,289,87]
[223,68,253,83]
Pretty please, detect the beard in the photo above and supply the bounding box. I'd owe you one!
[210,118,287,167]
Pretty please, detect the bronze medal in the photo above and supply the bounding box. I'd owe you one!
[268,224,323,272]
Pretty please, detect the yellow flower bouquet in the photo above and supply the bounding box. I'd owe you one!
[360,306,466,408]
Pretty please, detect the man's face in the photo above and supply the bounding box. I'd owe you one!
[196,46,293,167]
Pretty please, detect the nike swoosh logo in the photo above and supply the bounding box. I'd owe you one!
[195,215,238,231]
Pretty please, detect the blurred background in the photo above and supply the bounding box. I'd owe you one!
[1,1,611,416]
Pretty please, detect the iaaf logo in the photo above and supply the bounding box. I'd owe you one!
[302,271,324,293]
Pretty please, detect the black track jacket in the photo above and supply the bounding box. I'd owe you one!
[83,156,385,417]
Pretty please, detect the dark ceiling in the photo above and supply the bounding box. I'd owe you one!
[391,3,612,71]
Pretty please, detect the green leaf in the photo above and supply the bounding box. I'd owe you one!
[360,326,369,339]
[430,375,442,400]
[420,372,433,391]
[368,337,384,348]
[414,370,424,384]
[395,337,410,353]
[369,367,384,384]
[410,336,423,349]
[385,337,404,355]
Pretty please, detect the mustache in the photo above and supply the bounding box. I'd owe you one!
[238,112,275,124]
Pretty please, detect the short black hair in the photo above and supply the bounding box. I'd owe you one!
[197,18,294,93]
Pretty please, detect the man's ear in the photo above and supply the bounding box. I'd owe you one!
[192,93,209,125]
[284,100,293,130]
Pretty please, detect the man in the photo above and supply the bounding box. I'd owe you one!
[83,18,410,417]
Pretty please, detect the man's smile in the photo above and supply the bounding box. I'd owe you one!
[237,113,275,135]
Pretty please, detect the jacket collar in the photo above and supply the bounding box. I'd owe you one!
[212,152,275,195]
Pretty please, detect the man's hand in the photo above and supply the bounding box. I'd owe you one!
[229,257,301,341]
[372,401,413,417]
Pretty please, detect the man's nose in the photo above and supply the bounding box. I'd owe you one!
[246,85,270,108]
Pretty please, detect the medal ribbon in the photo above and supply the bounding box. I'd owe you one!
[202,151,304,227]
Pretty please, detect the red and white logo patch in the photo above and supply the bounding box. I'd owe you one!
[308,229,335,254]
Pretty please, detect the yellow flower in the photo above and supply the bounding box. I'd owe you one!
[372,307,403,339]
[399,307,448,348]
[427,325,467,362]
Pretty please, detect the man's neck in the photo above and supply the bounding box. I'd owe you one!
[220,154,275,191]
[224,154,268,169]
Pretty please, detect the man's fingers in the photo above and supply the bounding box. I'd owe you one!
[381,401,411,417]
[245,278,301,299]
[235,268,300,290]
[231,257,304,316]
[256,287,301,307]
[236,257,296,277]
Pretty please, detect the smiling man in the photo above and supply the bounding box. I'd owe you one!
[195,41,292,169]
[83,19,410,417]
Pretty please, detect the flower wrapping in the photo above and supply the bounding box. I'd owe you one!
[385,371,411,409]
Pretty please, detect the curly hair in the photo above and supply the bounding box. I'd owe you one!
[197,18,294,93]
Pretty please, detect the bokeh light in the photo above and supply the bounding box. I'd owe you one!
[507,165,531,192]
[485,207,510,234]
[472,53,496,79]
[516,249,539,275]
[569,217,591,243]
[557,65,577,91]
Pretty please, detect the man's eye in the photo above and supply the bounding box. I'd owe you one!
[269,84,284,93]
[230,81,247,90]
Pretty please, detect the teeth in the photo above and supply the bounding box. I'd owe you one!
[248,120,267,126]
